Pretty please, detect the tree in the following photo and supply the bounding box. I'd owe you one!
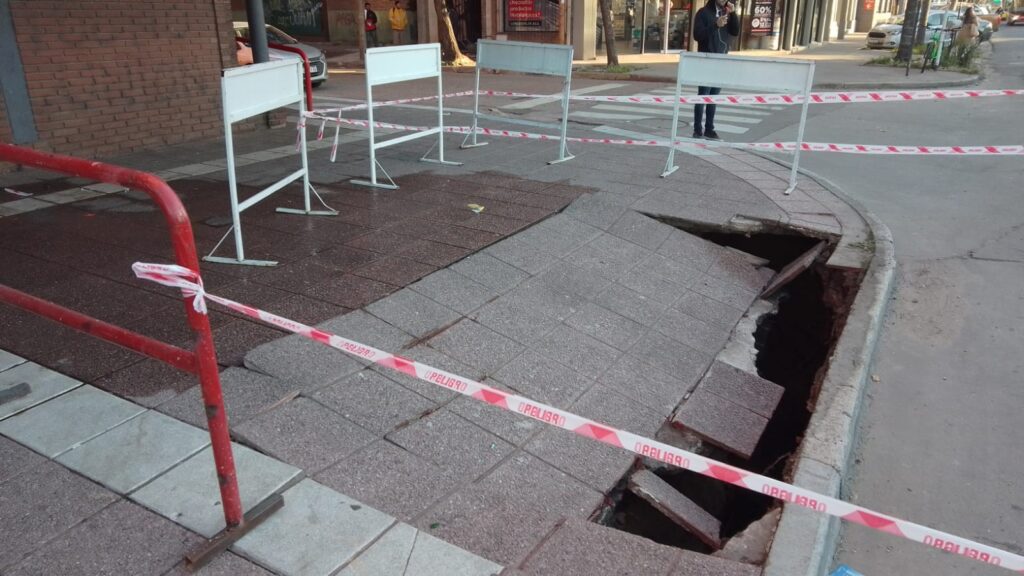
[434,0,473,66]
[599,0,620,66]
[896,0,922,61]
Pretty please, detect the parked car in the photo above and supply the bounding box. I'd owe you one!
[867,16,903,48]
[233,22,328,87]
[1007,7,1024,24]
[929,9,993,41]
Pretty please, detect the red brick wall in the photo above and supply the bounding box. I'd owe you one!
[6,0,239,158]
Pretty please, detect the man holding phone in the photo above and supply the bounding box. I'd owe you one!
[692,0,739,140]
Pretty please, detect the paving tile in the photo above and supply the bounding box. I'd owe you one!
[484,235,561,274]
[628,331,713,387]
[316,440,460,522]
[569,233,652,280]
[157,367,300,430]
[618,263,686,306]
[426,319,524,376]
[691,273,759,310]
[0,436,46,483]
[410,268,501,315]
[632,253,704,291]
[0,362,82,421]
[673,291,747,330]
[396,238,474,267]
[593,282,671,327]
[0,385,145,457]
[652,306,733,356]
[417,453,604,565]
[56,410,211,494]
[517,214,602,256]
[131,443,302,538]
[0,460,120,570]
[699,361,784,419]
[339,522,503,576]
[234,397,377,474]
[670,550,762,576]
[450,253,530,291]
[386,409,514,477]
[515,519,680,576]
[233,479,394,576]
[320,309,415,353]
[366,287,462,338]
[448,392,543,445]
[93,358,197,408]
[493,349,594,409]
[303,273,397,309]
[244,332,366,391]
[524,426,635,492]
[628,469,721,548]
[672,388,768,459]
[381,345,481,403]
[529,323,621,380]
[0,349,25,371]
[501,280,587,322]
[657,230,725,273]
[345,229,419,254]
[471,297,562,345]
[4,500,201,576]
[162,551,274,575]
[608,210,673,250]
[425,224,503,250]
[562,194,630,230]
[531,263,613,300]
[313,368,434,434]
[598,354,692,417]
[354,255,439,287]
[210,320,287,366]
[565,302,646,351]
[571,384,667,438]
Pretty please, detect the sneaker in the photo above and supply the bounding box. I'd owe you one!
[704,129,721,140]
[692,130,703,139]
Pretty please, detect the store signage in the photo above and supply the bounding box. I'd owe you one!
[750,0,775,35]
[506,0,560,31]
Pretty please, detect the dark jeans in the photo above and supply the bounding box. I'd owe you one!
[693,85,721,133]
[367,29,379,47]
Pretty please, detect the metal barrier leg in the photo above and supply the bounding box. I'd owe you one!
[548,75,576,165]
[421,72,463,168]
[277,98,338,217]
[461,69,487,150]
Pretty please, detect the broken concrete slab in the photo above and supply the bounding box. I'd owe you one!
[0,349,25,372]
[672,388,769,460]
[699,360,784,419]
[627,469,722,549]
[760,240,827,298]
[714,507,781,565]
[671,550,762,576]
[386,409,514,477]
[513,519,680,576]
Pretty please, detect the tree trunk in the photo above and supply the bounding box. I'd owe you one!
[896,0,921,61]
[599,0,620,66]
[434,0,474,66]
[915,2,932,45]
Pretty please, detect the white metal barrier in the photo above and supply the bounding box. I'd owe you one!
[463,40,575,165]
[206,59,336,267]
[350,43,460,190]
[664,52,814,194]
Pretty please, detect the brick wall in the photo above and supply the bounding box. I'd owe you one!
[6,0,239,159]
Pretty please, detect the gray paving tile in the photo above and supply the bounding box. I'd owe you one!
[699,361,783,419]
[410,268,500,315]
[471,298,561,346]
[366,287,463,338]
[565,302,646,351]
[524,426,635,492]
[492,349,594,409]
[234,397,378,474]
[0,461,119,570]
[529,323,621,380]
[0,436,46,483]
[632,252,704,291]
[568,233,651,280]
[0,362,82,421]
[417,453,604,565]
[670,550,762,576]
[244,333,366,391]
[598,354,691,417]
[652,306,733,356]
[0,385,145,457]
[451,253,530,292]
[56,410,210,494]
[571,384,666,438]
[706,253,771,294]
[484,236,561,274]
[381,345,481,403]
[320,309,415,352]
[618,265,685,306]
[515,519,680,576]
[316,439,459,522]
[628,469,721,548]
[312,368,434,435]
[447,392,543,445]
[426,319,524,376]
[628,331,713,387]
[4,500,201,576]
[607,210,673,250]
[673,291,746,330]
[531,263,613,300]
[593,282,670,327]
[340,522,503,576]
[0,349,25,371]
[162,552,274,575]
[672,388,768,459]
[386,409,514,477]
[131,443,302,538]
[157,367,299,430]
[500,281,587,322]
[691,273,759,310]
[515,215,603,256]
[657,229,723,273]
[233,479,394,576]
[562,193,630,230]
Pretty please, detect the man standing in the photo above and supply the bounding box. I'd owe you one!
[691,0,739,140]
[389,0,409,45]
[365,2,379,48]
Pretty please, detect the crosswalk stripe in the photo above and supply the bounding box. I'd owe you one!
[502,83,627,110]
[593,125,720,157]
[588,104,764,124]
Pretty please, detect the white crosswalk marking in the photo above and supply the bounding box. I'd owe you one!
[502,83,627,110]
[593,125,721,157]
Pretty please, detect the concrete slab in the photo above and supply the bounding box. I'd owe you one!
[157,367,300,430]
[628,331,713,386]
[4,500,201,576]
[426,319,523,376]
[410,268,501,315]
[761,240,827,298]
[386,409,514,477]
[607,210,673,251]
[672,388,768,460]
[234,397,378,474]
[524,426,635,491]
[529,323,620,380]
[0,362,81,421]
[598,354,691,417]
[365,287,462,338]
[315,439,459,522]
[674,291,746,331]
[313,368,435,435]
[447,393,542,445]
[492,349,594,409]
[699,361,784,419]
[565,302,646,352]
[131,443,303,538]
[338,522,503,576]
[652,307,733,357]
[0,435,46,483]
[162,551,275,575]
[671,550,762,576]
[233,479,394,576]
[593,282,671,327]
[628,469,722,549]
[450,253,530,292]
[0,384,145,457]
[56,410,210,493]
[244,333,366,391]
[0,349,25,371]
[515,519,680,576]
[471,298,561,345]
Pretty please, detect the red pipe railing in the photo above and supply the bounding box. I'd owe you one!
[0,143,243,530]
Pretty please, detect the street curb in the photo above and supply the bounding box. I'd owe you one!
[748,157,897,576]
[811,74,981,90]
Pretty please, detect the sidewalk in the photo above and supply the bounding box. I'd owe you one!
[0,75,878,575]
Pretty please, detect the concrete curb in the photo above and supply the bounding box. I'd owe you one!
[811,74,981,90]
[755,162,897,576]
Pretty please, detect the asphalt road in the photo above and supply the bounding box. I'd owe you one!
[766,28,1024,576]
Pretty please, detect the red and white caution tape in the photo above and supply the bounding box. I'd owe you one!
[315,90,477,115]
[134,261,1024,572]
[301,114,1024,156]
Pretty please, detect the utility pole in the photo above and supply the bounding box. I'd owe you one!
[245,0,269,63]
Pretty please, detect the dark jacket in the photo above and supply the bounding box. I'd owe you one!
[693,2,740,53]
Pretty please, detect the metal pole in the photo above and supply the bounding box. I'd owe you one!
[222,85,246,262]
[245,0,270,63]
[786,62,814,195]
[663,0,672,51]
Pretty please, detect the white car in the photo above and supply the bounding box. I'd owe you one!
[867,17,903,48]
[234,22,328,87]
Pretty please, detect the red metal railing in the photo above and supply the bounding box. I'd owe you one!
[0,144,243,530]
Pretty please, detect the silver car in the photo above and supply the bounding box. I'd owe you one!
[867,17,903,49]
[233,22,328,87]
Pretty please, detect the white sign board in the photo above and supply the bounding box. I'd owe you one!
[477,40,573,77]
[222,59,304,123]
[365,44,442,86]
